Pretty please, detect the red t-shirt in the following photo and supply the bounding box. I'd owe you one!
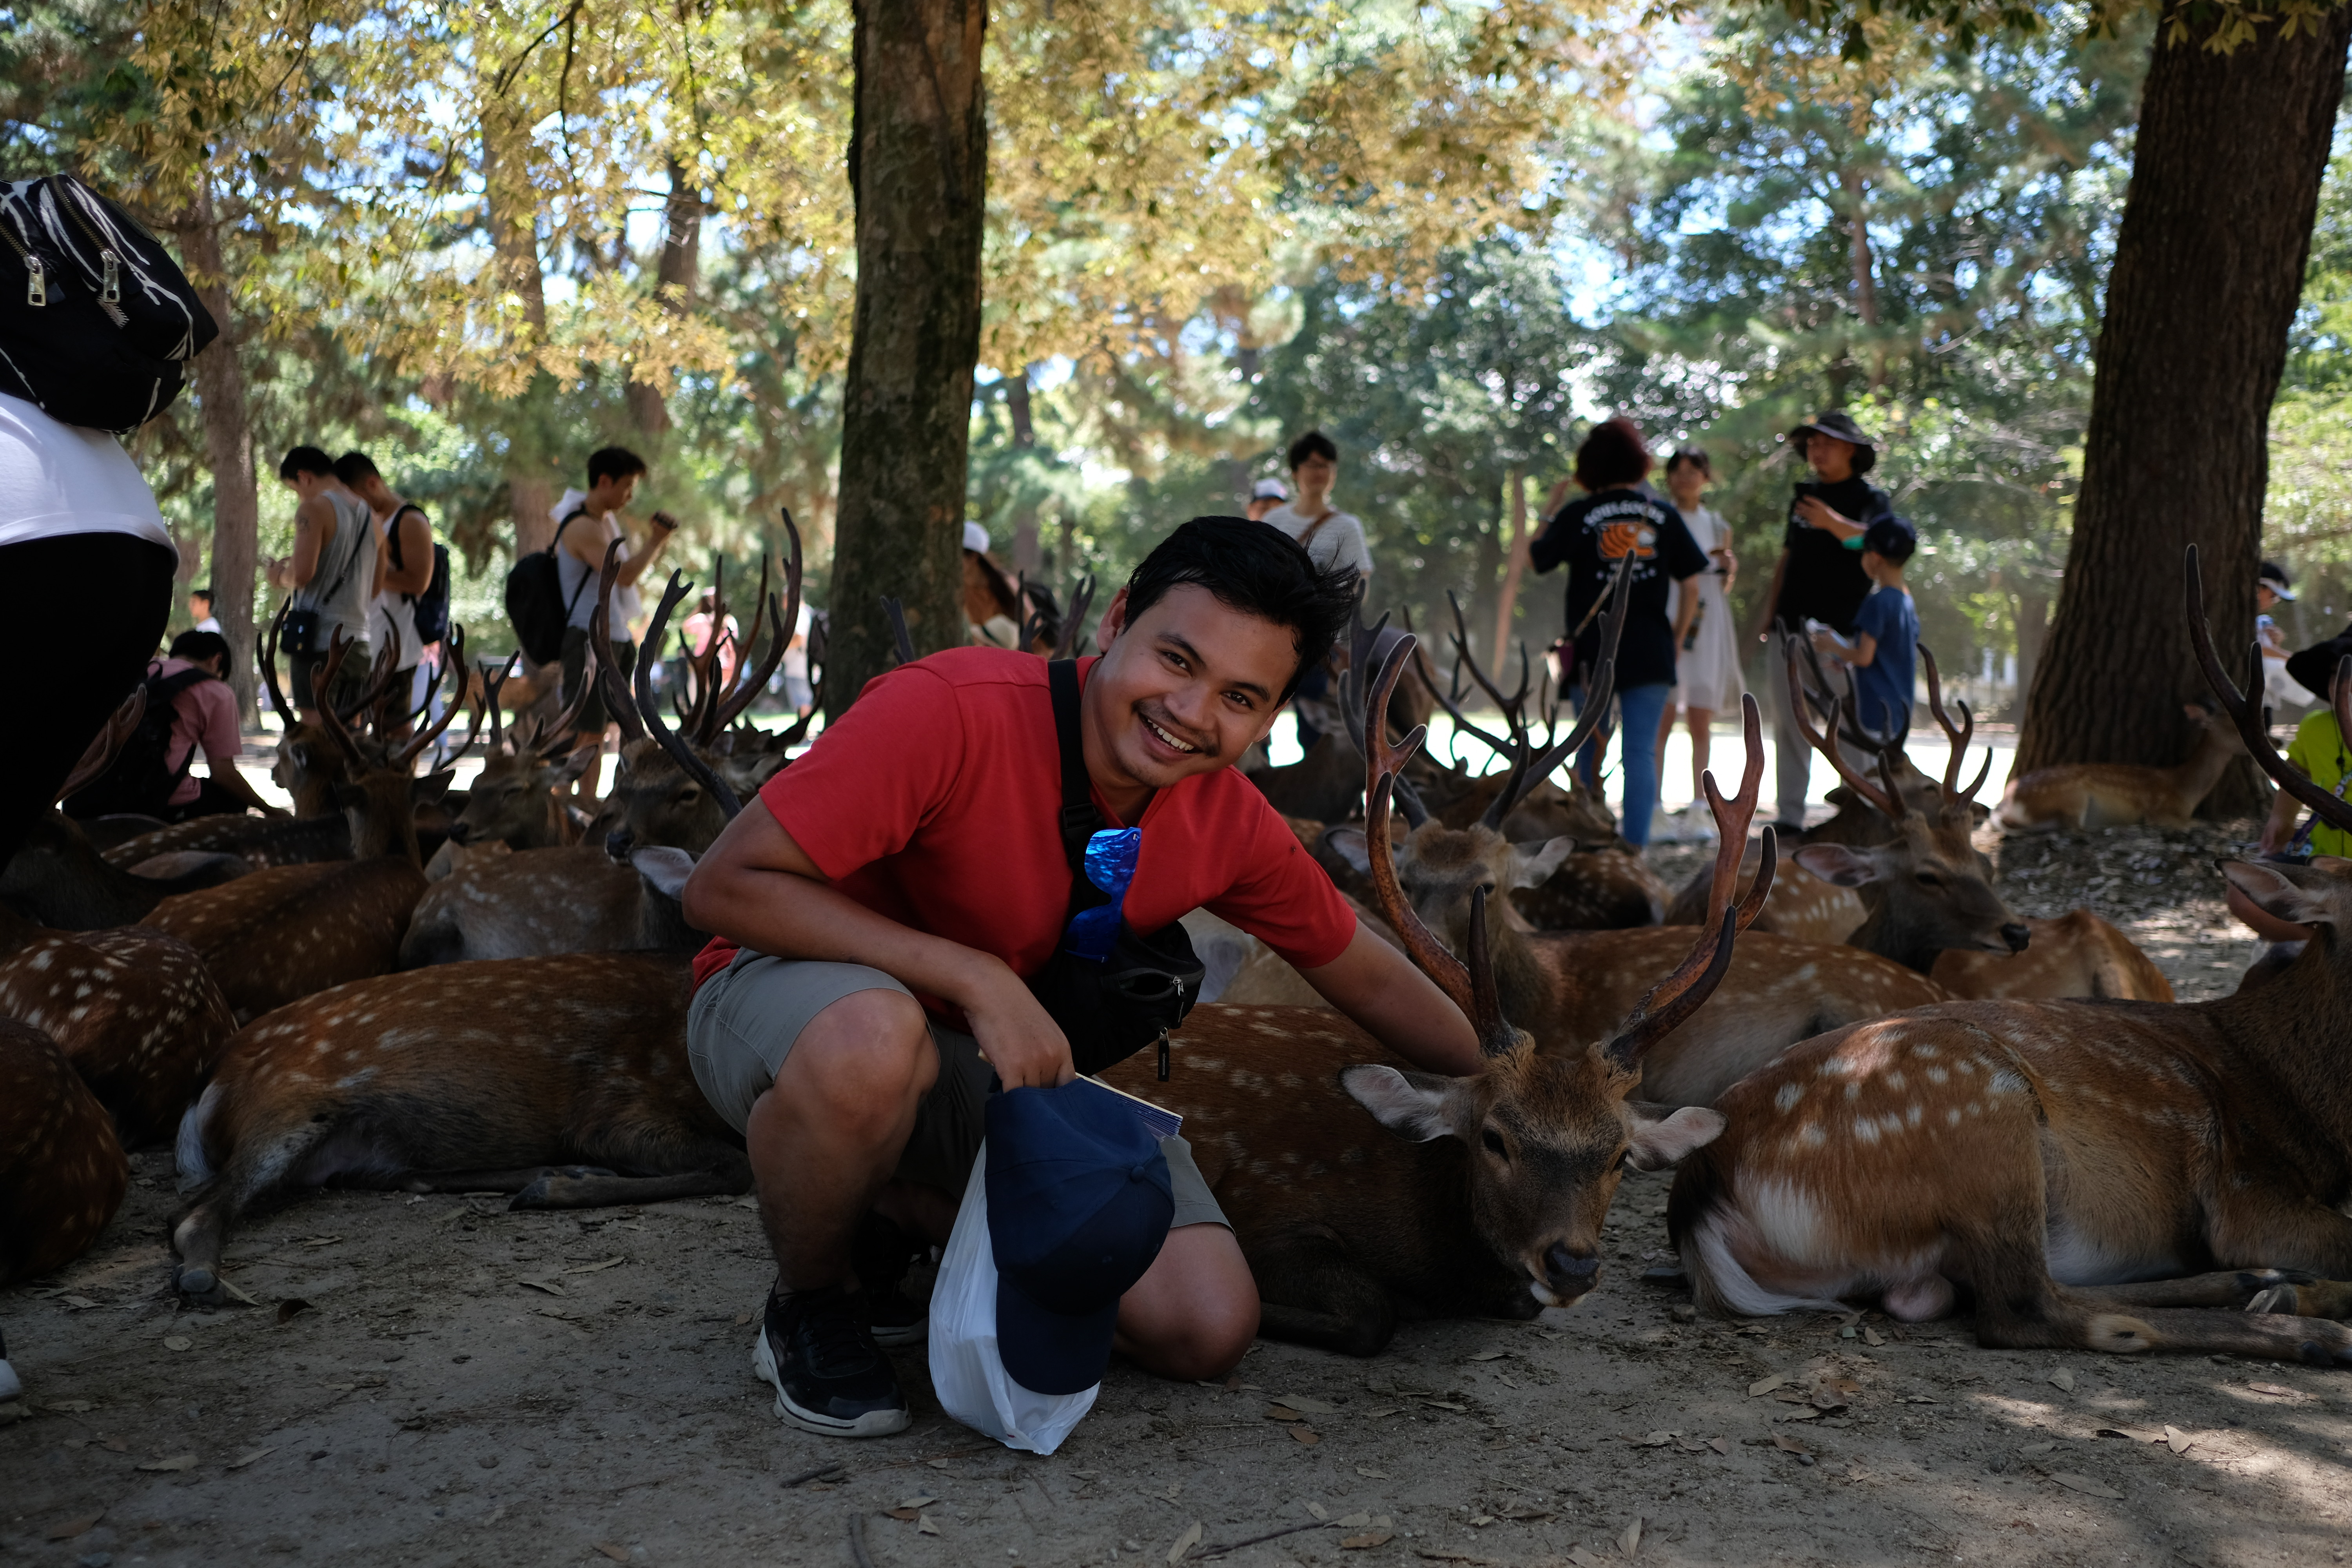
[691,648,1357,1021]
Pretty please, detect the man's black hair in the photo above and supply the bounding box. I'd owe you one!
[278,445,336,481]
[1664,445,1711,478]
[588,446,649,486]
[1120,516,1358,702]
[191,586,213,604]
[170,629,232,668]
[1286,429,1338,472]
[334,450,382,487]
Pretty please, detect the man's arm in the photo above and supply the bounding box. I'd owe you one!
[613,514,677,588]
[1671,575,1700,649]
[1296,922,1482,1076]
[268,499,330,591]
[382,511,433,596]
[682,799,1077,1088]
[1750,550,1788,643]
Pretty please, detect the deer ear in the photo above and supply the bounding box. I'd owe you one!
[1624,1103,1726,1171]
[2220,859,2335,927]
[1791,842,1875,887]
[1322,826,1372,876]
[627,845,698,900]
[1509,837,1575,889]
[547,746,597,786]
[2184,702,2210,720]
[412,769,456,805]
[1340,1064,1457,1143]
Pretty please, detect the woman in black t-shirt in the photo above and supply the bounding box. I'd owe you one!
[1530,417,1709,849]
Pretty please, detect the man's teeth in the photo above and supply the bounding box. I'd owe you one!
[1144,716,1198,753]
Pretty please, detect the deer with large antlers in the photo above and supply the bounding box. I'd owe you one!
[139,629,474,1022]
[401,537,810,967]
[1666,547,2352,1365]
[1097,631,1755,1352]
[433,656,599,862]
[168,710,757,1305]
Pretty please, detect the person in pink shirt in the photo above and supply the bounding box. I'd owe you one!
[154,630,285,822]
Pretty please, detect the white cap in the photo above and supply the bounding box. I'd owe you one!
[962,521,991,554]
[1251,478,1289,502]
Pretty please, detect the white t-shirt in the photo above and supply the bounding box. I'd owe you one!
[552,487,643,633]
[1260,502,1371,578]
[0,391,176,555]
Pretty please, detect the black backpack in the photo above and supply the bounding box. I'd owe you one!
[503,508,592,665]
[63,665,214,819]
[387,504,452,646]
[0,174,219,430]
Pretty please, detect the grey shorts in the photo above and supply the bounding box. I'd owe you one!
[687,953,1226,1229]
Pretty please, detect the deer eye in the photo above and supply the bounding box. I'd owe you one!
[1915,871,1943,887]
[1480,1129,1508,1158]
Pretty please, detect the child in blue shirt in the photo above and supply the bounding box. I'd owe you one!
[1811,515,1918,742]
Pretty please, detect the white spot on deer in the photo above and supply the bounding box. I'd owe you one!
[1905,1104,1923,1128]
[1987,1066,2026,1096]
[1925,1066,1948,1085]
[1910,1042,1938,1060]
[1843,1081,1861,1102]
[1774,1082,1804,1113]
[1853,1117,1881,1144]
[1945,1107,1962,1127]
[1883,1069,1907,1091]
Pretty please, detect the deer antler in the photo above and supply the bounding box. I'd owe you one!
[1784,643,1904,821]
[638,571,744,819]
[1337,603,1428,826]
[1360,634,1475,1020]
[1606,692,1771,1065]
[393,625,468,769]
[1483,555,1635,829]
[312,633,370,768]
[1446,591,1532,731]
[55,687,148,804]
[714,510,804,733]
[1918,645,1991,807]
[589,540,647,744]
[258,600,294,722]
[2186,544,2352,838]
[1053,575,1097,661]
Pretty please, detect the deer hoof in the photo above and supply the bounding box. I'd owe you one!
[2247,1286,2298,1315]
[508,1167,617,1210]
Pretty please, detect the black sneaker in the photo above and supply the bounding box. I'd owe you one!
[851,1212,927,1349]
[752,1285,910,1438]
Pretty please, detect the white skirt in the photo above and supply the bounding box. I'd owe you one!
[1671,575,1744,712]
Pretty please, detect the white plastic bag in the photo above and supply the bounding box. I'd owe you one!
[927,1143,1099,1454]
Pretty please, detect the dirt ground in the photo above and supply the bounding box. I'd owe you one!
[6,818,2349,1568]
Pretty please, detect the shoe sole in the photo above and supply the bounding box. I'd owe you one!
[751,1331,911,1439]
[870,1319,927,1349]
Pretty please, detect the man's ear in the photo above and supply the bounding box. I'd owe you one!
[1509,837,1575,889]
[1096,587,1130,652]
[1791,842,1877,887]
[2220,858,2336,928]
[1624,1103,1726,1170]
[1340,1065,1459,1143]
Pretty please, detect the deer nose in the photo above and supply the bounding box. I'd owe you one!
[2000,922,2031,953]
[1543,1243,1600,1296]
[445,821,474,845]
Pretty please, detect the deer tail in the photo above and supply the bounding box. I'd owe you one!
[175,1080,225,1191]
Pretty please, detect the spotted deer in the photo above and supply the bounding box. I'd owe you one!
[140,631,474,1022]
[1994,699,2252,831]
[434,656,598,863]
[0,1018,128,1286]
[400,551,809,967]
[1929,911,2175,1002]
[1099,630,1760,1354]
[168,709,755,1305]
[1666,549,2352,1365]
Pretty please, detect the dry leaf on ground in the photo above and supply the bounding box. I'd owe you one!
[564,1257,626,1274]
[918,1517,941,1536]
[163,1336,192,1351]
[1747,1374,1789,1397]
[1567,1548,1607,1567]
[892,1495,938,1510]
[1620,1516,1645,1557]
[593,1544,630,1563]
[1467,1350,1509,1361]
[1623,1430,1674,1447]
[519,1279,565,1296]
[1265,1404,1304,1421]
[138,1453,198,1471]
[2096,1425,2163,1444]
[2247,1382,2298,1398]
[1280,1394,1338,1413]
[228,1446,275,1470]
[44,1513,103,1541]
[1291,1427,1321,1446]
[2047,1368,2076,1392]
[1356,1467,1390,1479]
[2165,1425,2196,1455]
[1341,1530,1395,1548]
[1167,1520,1203,1563]
[1306,1502,1328,1520]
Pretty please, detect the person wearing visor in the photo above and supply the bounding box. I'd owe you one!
[1750,410,1897,832]
[682,517,1482,1439]
[1245,477,1289,522]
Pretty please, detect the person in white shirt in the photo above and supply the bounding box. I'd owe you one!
[0,389,178,865]
[336,451,434,735]
[1655,447,1744,832]
[552,446,678,760]
[188,586,223,633]
[264,445,377,723]
[1245,477,1288,522]
[1257,432,1369,747]
[1257,430,1371,581]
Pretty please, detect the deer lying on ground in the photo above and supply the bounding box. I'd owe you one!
[0,1018,128,1286]
[428,657,596,872]
[1100,632,1759,1353]
[1994,699,2251,831]
[1668,550,2352,1365]
[169,717,756,1305]
[1929,910,2174,1002]
[141,632,472,1022]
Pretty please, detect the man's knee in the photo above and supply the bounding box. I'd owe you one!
[1152,1289,1259,1383]
[773,988,935,1129]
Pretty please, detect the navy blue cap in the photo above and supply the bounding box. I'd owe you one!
[1862,514,1917,563]
[986,1082,1175,1396]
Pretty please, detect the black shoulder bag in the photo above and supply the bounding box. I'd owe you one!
[1025,659,1203,1079]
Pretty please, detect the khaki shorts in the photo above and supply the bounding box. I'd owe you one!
[687,952,1226,1229]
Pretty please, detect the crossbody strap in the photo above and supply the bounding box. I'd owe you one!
[309,495,367,609]
[553,508,597,623]
[1047,659,1116,931]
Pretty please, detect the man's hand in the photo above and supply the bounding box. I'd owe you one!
[960,965,1076,1088]
[1794,496,1862,539]
[1810,628,1849,662]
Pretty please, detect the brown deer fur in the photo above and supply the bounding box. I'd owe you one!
[1995,703,2251,832]
[1929,911,2174,1002]
[0,1019,128,1286]
[1667,552,2352,1364]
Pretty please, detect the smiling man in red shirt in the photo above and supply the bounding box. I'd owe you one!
[682,517,1479,1438]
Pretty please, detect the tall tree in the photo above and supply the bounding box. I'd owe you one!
[2015,7,2352,804]
[826,0,991,713]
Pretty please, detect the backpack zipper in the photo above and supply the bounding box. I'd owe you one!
[54,184,129,324]
[0,222,44,306]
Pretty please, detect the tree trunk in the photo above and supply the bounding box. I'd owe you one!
[626,158,703,439]
[2015,9,2352,814]
[183,185,260,724]
[1491,470,1530,668]
[825,0,989,719]
[483,93,559,558]
[1840,165,1884,391]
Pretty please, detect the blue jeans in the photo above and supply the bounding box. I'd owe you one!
[1572,681,1671,848]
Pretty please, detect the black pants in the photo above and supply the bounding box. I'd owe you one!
[0,533,174,868]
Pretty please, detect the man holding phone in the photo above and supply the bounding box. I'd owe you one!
[1749,410,1896,832]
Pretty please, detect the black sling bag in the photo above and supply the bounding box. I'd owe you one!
[1025,659,1203,1079]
